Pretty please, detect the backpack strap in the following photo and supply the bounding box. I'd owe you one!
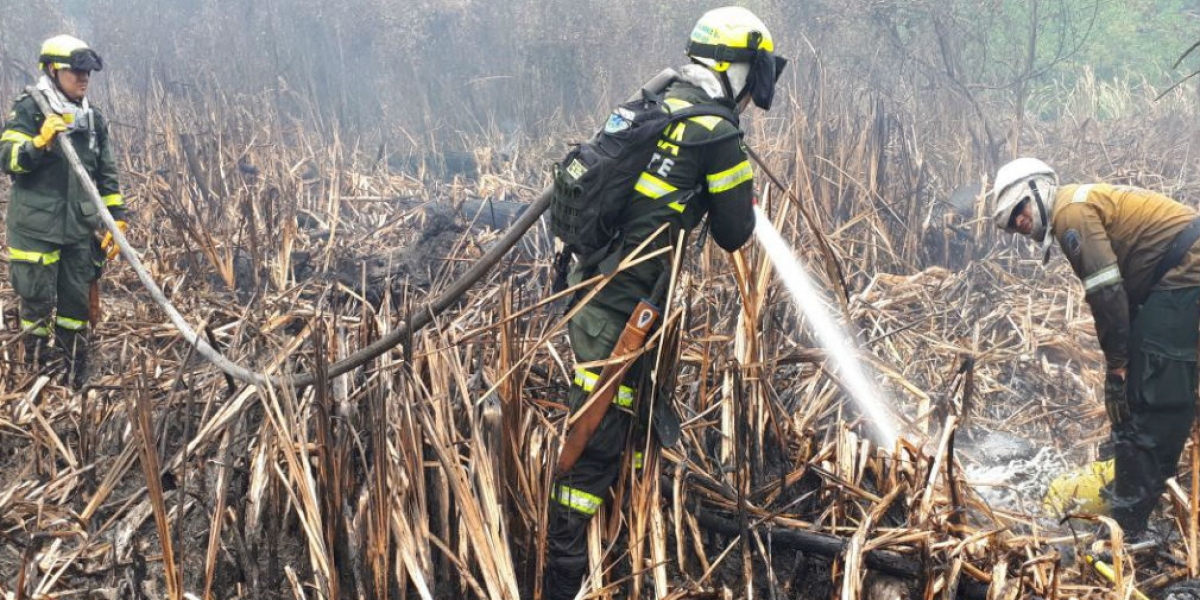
[1148,215,1200,293]
[663,103,739,127]
[661,103,742,147]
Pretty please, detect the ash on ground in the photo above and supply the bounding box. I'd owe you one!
[958,429,1078,525]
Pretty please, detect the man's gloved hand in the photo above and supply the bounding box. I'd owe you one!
[100,220,127,260]
[32,114,68,150]
[1104,372,1130,425]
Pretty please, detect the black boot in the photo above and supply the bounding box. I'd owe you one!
[22,335,54,370]
[546,490,598,600]
[544,554,589,600]
[55,329,91,389]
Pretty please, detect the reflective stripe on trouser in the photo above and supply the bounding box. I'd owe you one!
[20,319,49,337]
[547,300,645,598]
[56,316,87,331]
[573,367,636,408]
[550,453,647,509]
[551,484,603,515]
[7,235,101,337]
[1110,287,1200,534]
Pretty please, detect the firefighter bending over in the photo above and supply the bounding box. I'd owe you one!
[991,158,1200,543]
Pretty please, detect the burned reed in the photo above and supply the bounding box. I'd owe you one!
[0,58,1198,600]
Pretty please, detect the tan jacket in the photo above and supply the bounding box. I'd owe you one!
[1051,183,1200,370]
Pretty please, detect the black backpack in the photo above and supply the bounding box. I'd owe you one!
[549,89,739,288]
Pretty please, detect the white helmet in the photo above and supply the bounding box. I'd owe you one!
[990,157,1058,243]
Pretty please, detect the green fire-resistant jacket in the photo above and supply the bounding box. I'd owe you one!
[0,93,125,246]
[570,75,756,317]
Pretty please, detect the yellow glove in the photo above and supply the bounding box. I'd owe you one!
[32,114,68,150]
[100,220,127,260]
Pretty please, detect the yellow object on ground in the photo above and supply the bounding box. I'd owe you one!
[1044,458,1114,515]
[1084,554,1151,600]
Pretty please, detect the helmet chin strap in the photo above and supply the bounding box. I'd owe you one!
[1029,178,1049,239]
[1028,179,1055,262]
[717,71,736,100]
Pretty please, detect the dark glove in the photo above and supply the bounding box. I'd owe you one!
[1104,373,1130,425]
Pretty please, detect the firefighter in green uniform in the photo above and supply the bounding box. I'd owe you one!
[1,35,127,386]
[544,7,786,598]
[991,158,1200,542]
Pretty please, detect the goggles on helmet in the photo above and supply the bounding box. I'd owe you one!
[42,48,103,72]
[686,33,787,110]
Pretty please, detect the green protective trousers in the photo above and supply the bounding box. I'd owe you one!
[1111,286,1200,534]
[544,299,647,600]
[8,230,102,337]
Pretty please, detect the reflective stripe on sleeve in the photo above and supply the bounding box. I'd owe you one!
[1,130,32,144]
[8,247,61,265]
[707,160,753,193]
[2,131,33,174]
[552,484,603,515]
[1083,264,1122,293]
[635,172,678,200]
[55,316,87,331]
[1072,185,1094,204]
[102,193,125,207]
[574,368,635,408]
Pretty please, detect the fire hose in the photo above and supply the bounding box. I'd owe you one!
[26,84,553,389]
[28,69,787,391]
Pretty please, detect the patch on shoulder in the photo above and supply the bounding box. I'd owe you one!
[1062,229,1082,258]
[604,107,635,134]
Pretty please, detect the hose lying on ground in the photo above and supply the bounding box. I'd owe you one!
[287,190,551,387]
[28,83,553,388]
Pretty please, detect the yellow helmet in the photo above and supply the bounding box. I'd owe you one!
[686,7,787,110]
[688,7,774,70]
[39,34,103,72]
